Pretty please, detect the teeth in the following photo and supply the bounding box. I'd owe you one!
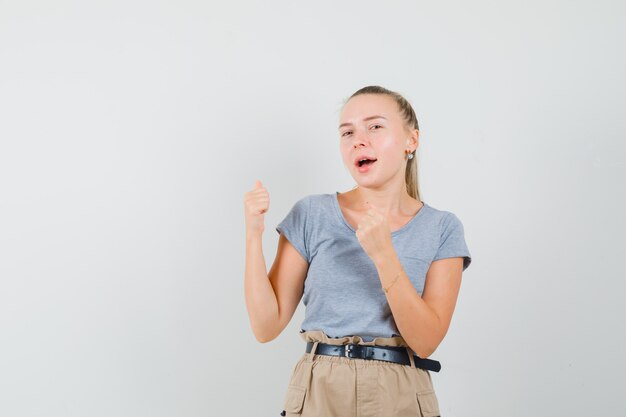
[356,158,376,167]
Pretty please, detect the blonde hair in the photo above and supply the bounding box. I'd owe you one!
[342,85,421,201]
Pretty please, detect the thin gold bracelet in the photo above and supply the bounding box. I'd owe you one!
[383,267,404,294]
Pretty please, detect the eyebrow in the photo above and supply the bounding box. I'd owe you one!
[338,115,387,130]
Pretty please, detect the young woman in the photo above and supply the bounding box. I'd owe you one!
[243,85,472,417]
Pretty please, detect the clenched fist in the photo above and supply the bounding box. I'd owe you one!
[355,203,395,265]
[243,180,270,236]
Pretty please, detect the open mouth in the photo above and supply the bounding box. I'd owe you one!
[357,159,377,167]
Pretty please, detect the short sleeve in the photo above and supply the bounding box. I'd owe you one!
[275,196,310,263]
[432,212,472,271]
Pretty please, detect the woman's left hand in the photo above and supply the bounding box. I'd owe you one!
[355,204,395,265]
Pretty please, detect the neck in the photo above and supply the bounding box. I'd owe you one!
[352,185,414,216]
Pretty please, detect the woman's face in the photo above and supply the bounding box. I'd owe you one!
[338,94,416,189]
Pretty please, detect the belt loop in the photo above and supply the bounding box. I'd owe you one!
[309,341,320,361]
[406,347,416,369]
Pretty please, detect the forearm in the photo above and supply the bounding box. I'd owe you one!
[244,232,279,342]
[373,251,442,358]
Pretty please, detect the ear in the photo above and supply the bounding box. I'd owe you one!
[406,129,419,151]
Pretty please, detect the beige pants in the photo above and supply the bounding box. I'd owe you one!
[282,330,441,417]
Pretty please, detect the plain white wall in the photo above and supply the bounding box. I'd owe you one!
[1,1,624,416]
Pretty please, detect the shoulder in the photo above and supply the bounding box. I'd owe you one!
[292,193,333,209]
[422,203,467,235]
[422,202,461,224]
[282,193,332,218]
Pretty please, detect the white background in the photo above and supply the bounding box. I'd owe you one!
[1,1,624,416]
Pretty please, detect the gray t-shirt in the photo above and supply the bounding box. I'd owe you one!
[275,192,472,342]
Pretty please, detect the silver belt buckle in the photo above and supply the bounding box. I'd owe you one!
[344,343,355,358]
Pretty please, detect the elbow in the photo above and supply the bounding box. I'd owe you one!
[415,345,437,359]
[252,326,279,344]
[411,346,431,359]
[412,318,447,358]
[255,334,273,344]
[249,311,285,343]
[411,342,438,359]
[407,335,442,359]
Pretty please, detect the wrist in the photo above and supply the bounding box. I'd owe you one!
[372,247,399,270]
[383,266,404,294]
[246,230,263,241]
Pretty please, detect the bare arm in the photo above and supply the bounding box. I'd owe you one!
[244,232,308,343]
[243,181,308,343]
[244,231,278,342]
[374,250,464,358]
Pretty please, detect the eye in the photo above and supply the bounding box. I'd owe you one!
[371,124,383,130]
[341,131,352,137]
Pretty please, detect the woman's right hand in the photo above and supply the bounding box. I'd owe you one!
[244,180,270,235]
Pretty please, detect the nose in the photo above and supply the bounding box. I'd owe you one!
[350,130,369,149]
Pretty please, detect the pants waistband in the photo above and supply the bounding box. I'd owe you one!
[306,341,441,372]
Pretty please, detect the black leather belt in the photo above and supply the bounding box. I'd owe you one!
[306,342,441,372]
